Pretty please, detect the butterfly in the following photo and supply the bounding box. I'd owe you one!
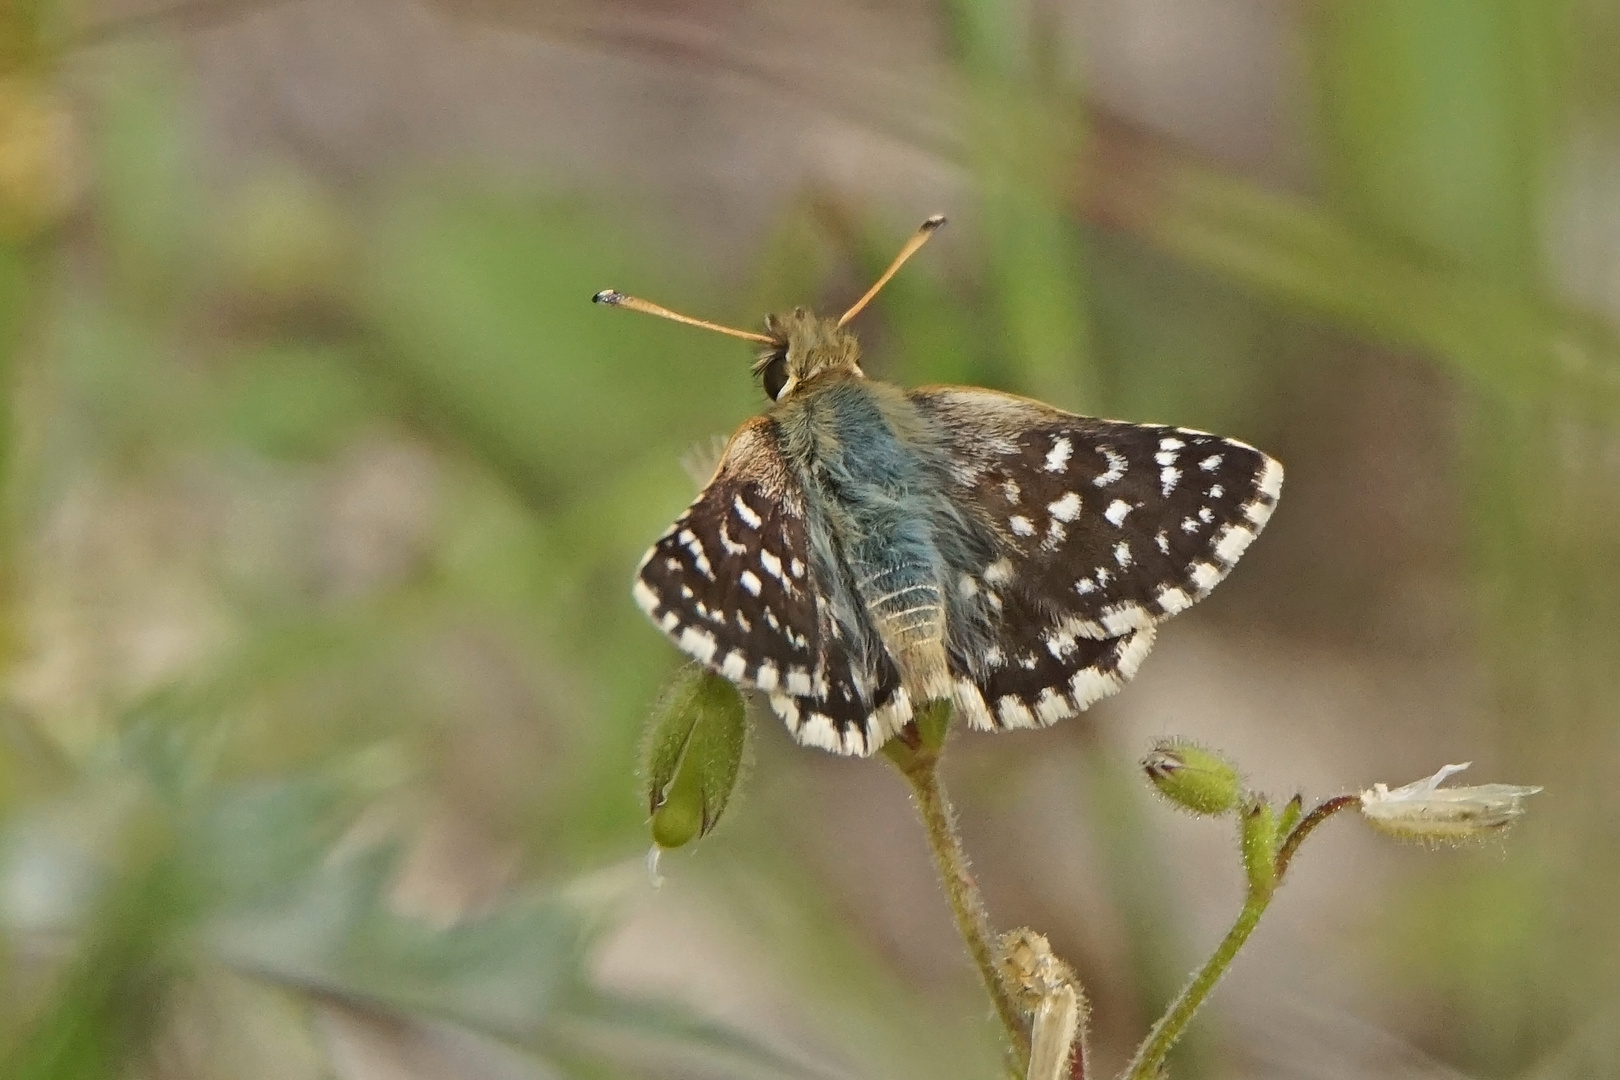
[597,216,1282,757]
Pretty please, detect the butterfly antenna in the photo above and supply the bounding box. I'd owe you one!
[592,290,776,345]
[836,214,946,328]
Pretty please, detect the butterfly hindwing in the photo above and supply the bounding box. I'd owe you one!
[909,387,1281,731]
[633,417,907,755]
[913,387,1283,638]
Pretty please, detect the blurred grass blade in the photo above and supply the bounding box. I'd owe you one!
[544,986,844,1080]
[1103,147,1620,415]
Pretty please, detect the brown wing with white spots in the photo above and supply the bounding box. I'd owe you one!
[633,417,908,756]
[913,387,1282,637]
[910,387,1281,732]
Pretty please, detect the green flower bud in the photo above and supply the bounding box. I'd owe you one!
[642,667,748,848]
[1240,798,1279,896]
[1142,741,1244,816]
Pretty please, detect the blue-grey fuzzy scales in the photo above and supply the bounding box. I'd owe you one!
[631,306,1282,756]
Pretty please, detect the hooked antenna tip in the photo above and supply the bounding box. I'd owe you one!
[592,290,624,305]
[921,214,947,231]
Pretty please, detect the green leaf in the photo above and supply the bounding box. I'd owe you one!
[208,843,592,1039]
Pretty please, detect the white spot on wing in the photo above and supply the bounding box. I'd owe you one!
[1160,466,1181,496]
[798,712,839,752]
[720,651,747,680]
[1104,499,1133,526]
[1258,457,1284,499]
[952,680,994,731]
[1214,524,1256,563]
[1010,515,1035,537]
[760,548,785,581]
[678,625,718,664]
[1115,626,1156,680]
[1069,665,1119,710]
[996,696,1037,729]
[1033,689,1071,725]
[1200,454,1223,472]
[769,693,799,728]
[1044,628,1078,660]
[632,579,659,615]
[1094,446,1127,486]
[1113,541,1132,567]
[733,495,763,529]
[1156,586,1192,614]
[984,559,1014,585]
[1044,437,1073,472]
[1101,604,1147,636]
[786,666,814,697]
[678,529,713,578]
[756,661,780,691]
[1190,562,1222,590]
[873,688,914,744]
[739,570,762,596]
[1049,492,1082,522]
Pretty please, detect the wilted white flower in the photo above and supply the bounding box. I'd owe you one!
[998,929,1084,1080]
[1359,762,1541,842]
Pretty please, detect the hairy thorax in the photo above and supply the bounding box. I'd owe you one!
[771,374,955,703]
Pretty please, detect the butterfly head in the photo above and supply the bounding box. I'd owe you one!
[752,307,863,401]
[594,214,943,401]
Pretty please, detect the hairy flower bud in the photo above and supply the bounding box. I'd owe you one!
[642,667,747,849]
[1359,762,1541,843]
[1142,740,1244,816]
[1240,798,1279,895]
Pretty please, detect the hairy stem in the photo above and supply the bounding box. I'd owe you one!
[1121,891,1270,1080]
[1273,794,1359,881]
[897,751,1031,1074]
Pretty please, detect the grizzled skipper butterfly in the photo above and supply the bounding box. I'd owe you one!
[595,216,1282,756]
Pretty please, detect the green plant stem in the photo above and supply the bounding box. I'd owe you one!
[1120,791,1359,1079]
[1121,890,1270,1080]
[897,752,1031,1075]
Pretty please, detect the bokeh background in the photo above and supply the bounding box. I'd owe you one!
[1,1,1617,1077]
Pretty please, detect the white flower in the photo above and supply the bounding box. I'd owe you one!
[1359,762,1541,842]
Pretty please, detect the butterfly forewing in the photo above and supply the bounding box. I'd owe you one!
[913,387,1282,639]
[633,417,907,755]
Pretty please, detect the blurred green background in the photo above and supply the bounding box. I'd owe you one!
[0,0,1616,1077]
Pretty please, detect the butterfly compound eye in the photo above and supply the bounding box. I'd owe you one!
[760,351,789,400]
